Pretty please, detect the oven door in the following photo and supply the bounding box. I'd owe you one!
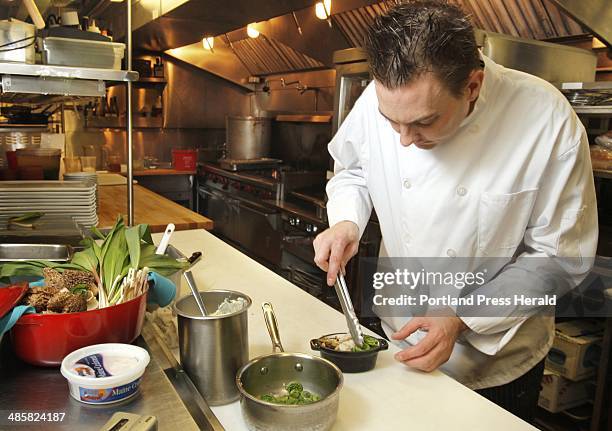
[281,234,338,308]
[234,197,282,266]
[197,185,238,241]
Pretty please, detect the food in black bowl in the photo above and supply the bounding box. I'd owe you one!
[310,333,388,373]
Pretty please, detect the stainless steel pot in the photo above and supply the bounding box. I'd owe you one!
[175,290,252,405]
[225,116,272,160]
[236,303,343,431]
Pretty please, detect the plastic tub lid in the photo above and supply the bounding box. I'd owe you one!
[61,343,150,387]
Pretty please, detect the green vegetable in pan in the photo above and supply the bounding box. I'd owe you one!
[351,335,380,352]
[285,381,303,393]
[259,381,321,405]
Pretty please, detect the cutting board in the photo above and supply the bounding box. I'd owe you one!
[96,173,137,186]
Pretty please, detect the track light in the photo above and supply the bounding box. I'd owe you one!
[315,0,331,20]
[247,23,259,39]
[202,36,214,50]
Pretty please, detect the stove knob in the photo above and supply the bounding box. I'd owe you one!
[306,224,319,233]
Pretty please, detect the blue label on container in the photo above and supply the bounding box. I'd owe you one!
[74,354,111,378]
[78,378,141,404]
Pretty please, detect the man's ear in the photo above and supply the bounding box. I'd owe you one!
[466,69,484,102]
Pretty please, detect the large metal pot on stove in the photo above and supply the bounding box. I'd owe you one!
[225,116,272,160]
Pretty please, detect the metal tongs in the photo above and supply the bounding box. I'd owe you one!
[334,273,365,348]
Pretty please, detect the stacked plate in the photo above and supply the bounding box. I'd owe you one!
[0,181,98,227]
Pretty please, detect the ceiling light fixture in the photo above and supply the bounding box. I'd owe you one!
[247,23,260,39]
[202,36,214,50]
[315,0,331,20]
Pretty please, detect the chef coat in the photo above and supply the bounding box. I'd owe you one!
[325,54,598,389]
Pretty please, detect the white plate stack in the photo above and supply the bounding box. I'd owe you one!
[0,181,98,227]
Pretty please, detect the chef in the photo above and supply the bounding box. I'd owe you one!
[313,0,598,423]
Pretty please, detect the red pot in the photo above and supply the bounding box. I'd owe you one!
[11,293,147,367]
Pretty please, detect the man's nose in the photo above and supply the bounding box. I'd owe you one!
[399,124,419,147]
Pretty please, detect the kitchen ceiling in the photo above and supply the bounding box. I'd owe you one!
[332,0,587,48]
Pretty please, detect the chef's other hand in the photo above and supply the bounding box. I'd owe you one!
[392,316,467,372]
[313,221,359,286]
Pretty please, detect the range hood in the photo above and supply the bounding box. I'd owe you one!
[550,0,612,49]
[96,0,607,91]
[103,0,321,52]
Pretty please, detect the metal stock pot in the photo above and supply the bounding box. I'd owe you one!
[225,116,271,160]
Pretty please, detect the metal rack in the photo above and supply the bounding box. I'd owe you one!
[0,0,138,225]
[559,81,612,116]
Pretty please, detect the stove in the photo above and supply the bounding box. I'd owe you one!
[196,161,372,316]
[218,157,282,172]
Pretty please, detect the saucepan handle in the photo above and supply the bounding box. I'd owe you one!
[262,302,284,353]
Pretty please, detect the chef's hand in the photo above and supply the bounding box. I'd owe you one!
[313,221,360,286]
[392,316,468,372]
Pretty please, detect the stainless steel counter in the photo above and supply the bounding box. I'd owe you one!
[0,318,224,431]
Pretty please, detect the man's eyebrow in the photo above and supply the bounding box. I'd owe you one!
[378,109,438,125]
[378,108,394,123]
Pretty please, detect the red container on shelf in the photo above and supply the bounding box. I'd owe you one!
[11,292,147,367]
[172,149,197,171]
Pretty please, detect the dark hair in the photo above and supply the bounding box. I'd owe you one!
[364,1,480,96]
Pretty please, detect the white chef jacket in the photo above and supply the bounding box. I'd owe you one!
[326,55,598,389]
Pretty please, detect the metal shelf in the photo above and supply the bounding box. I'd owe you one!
[0,63,139,104]
[573,106,612,115]
[593,169,612,179]
[0,62,138,82]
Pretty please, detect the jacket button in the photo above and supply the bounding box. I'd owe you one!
[457,186,467,196]
[446,248,457,258]
[403,179,411,189]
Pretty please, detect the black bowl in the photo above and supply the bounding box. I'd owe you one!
[310,332,389,373]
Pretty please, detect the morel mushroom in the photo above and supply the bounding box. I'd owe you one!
[47,290,87,313]
[21,286,60,313]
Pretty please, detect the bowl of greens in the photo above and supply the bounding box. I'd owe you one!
[310,332,388,373]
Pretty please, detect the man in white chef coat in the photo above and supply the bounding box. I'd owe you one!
[313,0,598,423]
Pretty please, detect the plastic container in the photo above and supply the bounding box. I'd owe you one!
[42,37,125,69]
[11,292,147,366]
[172,149,197,171]
[15,148,61,180]
[63,157,81,173]
[0,19,35,64]
[80,156,96,173]
[60,343,150,404]
[107,154,121,172]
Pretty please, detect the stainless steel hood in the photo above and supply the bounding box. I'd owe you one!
[550,0,612,49]
[102,0,316,52]
[95,0,604,93]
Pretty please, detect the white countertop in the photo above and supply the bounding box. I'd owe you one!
[154,229,537,431]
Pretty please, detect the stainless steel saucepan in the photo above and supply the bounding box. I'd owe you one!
[236,302,343,431]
